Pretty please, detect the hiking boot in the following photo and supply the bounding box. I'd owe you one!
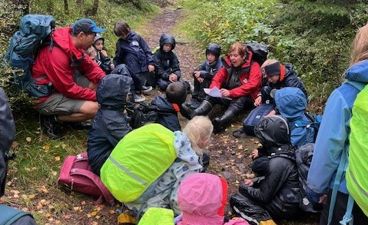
[39,114,63,139]
[213,107,237,133]
[141,85,153,95]
[134,94,146,103]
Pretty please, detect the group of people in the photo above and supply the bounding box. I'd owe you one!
[0,16,367,225]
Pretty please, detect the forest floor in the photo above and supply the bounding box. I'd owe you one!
[2,5,318,225]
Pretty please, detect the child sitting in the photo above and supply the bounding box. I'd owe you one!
[230,116,301,225]
[125,116,213,216]
[177,173,249,225]
[151,81,188,132]
[113,20,155,103]
[274,87,315,148]
[188,43,223,109]
[154,34,181,91]
[254,59,307,106]
[93,34,114,74]
[87,74,133,175]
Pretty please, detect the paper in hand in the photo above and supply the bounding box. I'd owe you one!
[204,87,232,100]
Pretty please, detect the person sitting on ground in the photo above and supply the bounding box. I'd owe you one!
[151,81,188,132]
[230,116,301,225]
[92,34,115,74]
[113,20,155,103]
[187,43,223,109]
[0,88,37,225]
[274,87,315,147]
[176,173,249,225]
[124,116,213,216]
[154,34,181,91]
[32,18,106,139]
[87,74,133,175]
[183,42,262,133]
[254,59,307,107]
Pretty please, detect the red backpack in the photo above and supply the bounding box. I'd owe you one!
[58,152,115,206]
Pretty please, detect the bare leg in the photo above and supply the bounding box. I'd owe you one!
[57,101,99,122]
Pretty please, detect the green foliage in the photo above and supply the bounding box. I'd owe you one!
[179,0,368,104]
[180,0,275,50]
[0,0,158,112]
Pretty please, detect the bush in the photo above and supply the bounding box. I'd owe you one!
[179,0,368,105]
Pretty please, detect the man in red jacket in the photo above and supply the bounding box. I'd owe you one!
[32,18,106,138]
[186,42,261,133]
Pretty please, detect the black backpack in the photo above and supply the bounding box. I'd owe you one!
[126,102,158,129]
[246,41,268,66]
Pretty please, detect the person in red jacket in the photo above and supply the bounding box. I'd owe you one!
[185,42,261,133]
[32,18,106,139]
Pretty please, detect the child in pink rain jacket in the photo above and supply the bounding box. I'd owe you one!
[176,173,249,225]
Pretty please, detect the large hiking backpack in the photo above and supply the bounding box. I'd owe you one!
[347,84,368,217]
[0,205,36,225]
[100,123,176,203]
[245,41,268,66]
[5,14,55,97]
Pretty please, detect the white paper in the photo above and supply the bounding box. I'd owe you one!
[204,87,222,98]
[204,87,232,100]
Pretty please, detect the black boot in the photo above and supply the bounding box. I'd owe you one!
[39,114,63,139]
[180,103,194,120]
[213,108,237,133]
[192,100,212,117]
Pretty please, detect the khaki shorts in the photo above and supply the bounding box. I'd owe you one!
[38,72,93,115]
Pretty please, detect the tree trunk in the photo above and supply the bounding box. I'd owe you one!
[91,0,99,16]
[64,0,69,14]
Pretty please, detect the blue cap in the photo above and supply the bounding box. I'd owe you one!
[72,18,105,35]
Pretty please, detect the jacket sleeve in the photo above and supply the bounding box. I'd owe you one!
[307,90,350,196]
[198,62,210,79]
[113,41,123,66]
[79,54,106,84]
[229,63,262,98]
[138,36,154,65]
[43,47,98,101]
[210,67,228,89]
[0,88,15,154]
[171,53,181,78]
[239,158,290,203]
[153,52,169,80]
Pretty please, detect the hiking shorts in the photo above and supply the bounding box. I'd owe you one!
[37,73,92,115]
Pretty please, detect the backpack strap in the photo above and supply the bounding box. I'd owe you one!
[340,195,354,225]
[0,205,32,225]
[328,150,349,225]
[70,168,115,206]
